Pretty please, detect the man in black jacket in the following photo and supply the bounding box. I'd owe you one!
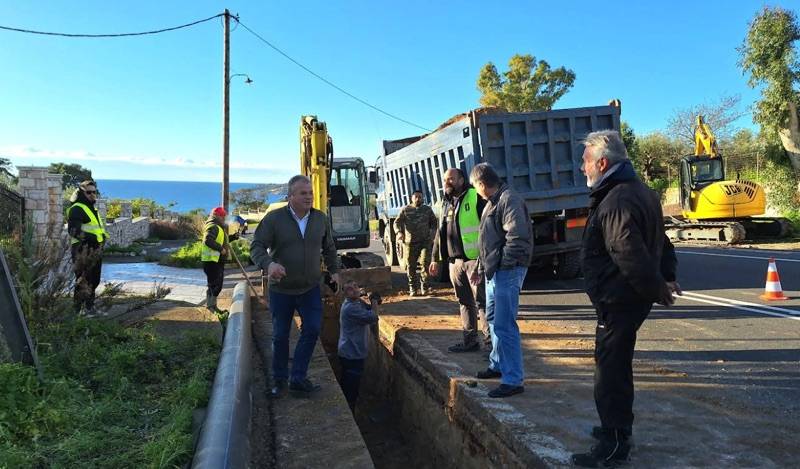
[428,168,490,353]
[572,130,681,467]
[67,180,108,316]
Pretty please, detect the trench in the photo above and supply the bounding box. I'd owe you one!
[316,289,530,469]
[246,270,534,468]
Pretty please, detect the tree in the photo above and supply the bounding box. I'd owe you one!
[0,157,12,178]
[634,133,682,185]
[620,121,640,162]
[49,163,93,188]
[0,157,16,188]
[738,6,800,172]
[665,94,746,151]
[231,185,270,212]
[477,54,576,112]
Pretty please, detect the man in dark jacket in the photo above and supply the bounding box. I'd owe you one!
[429,168,490,353]
[469,163,533,398]
[572,130,680,467]
[201,206,230,312]
[67,180,108,316]
[250,175,340,398]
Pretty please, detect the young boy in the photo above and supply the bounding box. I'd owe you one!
[338,279,381,411]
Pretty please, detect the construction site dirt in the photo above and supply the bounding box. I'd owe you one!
[351,266,798,468]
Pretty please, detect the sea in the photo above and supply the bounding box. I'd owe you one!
[95,179,285,213]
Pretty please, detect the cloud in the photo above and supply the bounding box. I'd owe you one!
[0,145,293,172]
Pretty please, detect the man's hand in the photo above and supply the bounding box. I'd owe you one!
[469,270,481,286]
[267,262,286,280]
[428,262,439,277]
[656,281,679,306]
[221,247,229,257]
[667,281,682,296]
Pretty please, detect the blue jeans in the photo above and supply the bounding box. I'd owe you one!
[486,267,527,386]
[270,286,322,383]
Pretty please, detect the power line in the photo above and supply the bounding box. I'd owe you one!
[0,13,224,38]
[234,19,432,132]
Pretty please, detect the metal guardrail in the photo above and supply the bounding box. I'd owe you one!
[192,281,252,469]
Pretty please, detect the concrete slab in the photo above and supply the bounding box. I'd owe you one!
[248,272,374,469]
[369,288,796,468]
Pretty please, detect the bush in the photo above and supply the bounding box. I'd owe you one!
[1,229,217,467]
[161,238,251,269]
[0,318,218,468]
[161,241,204,268]
[149,219,196,240]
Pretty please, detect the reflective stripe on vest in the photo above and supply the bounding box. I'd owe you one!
[69,202,108,244]
[458,188,481,260]
[201,223,225,262]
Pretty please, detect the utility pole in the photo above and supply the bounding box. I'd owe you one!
[222,9,231,211]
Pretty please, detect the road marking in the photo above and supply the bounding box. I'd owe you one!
[677,250,800,263]
[679,290,800,321]
[683,291,800,316]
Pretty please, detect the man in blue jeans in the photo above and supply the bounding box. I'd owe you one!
[469,163,533,398]
[251,175,340,398]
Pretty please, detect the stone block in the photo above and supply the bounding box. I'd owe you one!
[32,211,46,224]
[120,202,132,218]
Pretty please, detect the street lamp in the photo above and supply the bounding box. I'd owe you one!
[221,65,253,212]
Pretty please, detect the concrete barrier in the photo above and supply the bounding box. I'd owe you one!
[192,282,252,469]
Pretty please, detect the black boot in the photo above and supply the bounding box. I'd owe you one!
[572,428,631,467]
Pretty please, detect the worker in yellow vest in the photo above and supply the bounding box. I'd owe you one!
[67,180,109,316]
[202,206,230,311]
[429,168,489,353]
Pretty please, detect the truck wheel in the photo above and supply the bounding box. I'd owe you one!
[383,222,399,266]
[554,251,581,280]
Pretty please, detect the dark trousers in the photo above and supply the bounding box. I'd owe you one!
[339,356,365,410]
[203,261,225,296]
[270,286,322,383]
[594,303,651,431]
[449,259,489,346]
[71,244,102,311]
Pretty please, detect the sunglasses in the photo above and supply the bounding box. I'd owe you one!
[84,190,98,194]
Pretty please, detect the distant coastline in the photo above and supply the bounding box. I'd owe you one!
[96,179,286,213]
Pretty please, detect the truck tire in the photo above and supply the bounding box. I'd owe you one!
[383,221,399,266]
[554,251,581,280]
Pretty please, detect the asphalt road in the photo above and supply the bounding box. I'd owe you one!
[519,245,800,441]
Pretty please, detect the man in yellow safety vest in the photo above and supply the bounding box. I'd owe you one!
[67,180,108,316]
[202,206,230,311]
[429,168,489,354]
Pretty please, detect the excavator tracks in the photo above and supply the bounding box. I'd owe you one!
[665,217,790,246]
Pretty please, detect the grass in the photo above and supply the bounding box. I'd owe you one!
[160,238,251,269]
[0,318,219,468]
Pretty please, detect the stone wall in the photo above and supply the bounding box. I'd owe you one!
[16,165,176,248]
[16,167,64,240]
[104,217,151,248]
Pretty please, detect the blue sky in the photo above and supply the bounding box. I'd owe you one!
[1,0,797,183]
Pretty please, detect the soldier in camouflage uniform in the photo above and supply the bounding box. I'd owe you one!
[395,190,438,296]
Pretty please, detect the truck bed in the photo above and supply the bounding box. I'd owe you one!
[379,105,620,217]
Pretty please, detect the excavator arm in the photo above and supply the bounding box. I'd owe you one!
[300,115,334,214]
[694,115,720,158]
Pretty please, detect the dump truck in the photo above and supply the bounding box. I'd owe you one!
[373,103,621,279]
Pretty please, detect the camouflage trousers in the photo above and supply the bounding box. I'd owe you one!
[403,242,432,290]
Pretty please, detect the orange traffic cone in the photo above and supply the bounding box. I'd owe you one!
[760,258,788,301]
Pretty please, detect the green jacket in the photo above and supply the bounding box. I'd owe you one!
[250,206,339,295]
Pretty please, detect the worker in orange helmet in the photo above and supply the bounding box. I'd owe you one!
[201,206,230,311]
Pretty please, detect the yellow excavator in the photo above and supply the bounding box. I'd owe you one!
[665,116,789,244]
[269,115,386,268]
